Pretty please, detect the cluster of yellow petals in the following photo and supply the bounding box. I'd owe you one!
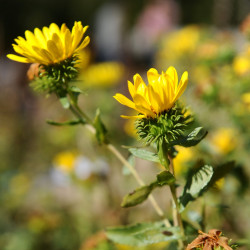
[114,67,188,119]
[7,21,90,65]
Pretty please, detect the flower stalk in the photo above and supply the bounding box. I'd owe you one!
[67,93,172,228]
[169,155,186,249]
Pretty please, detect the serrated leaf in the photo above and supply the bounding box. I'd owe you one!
[46,119,85,126]
[128,148,160,163]
[59,96,70,109]
[106,221,181,246]
[171,127,207,147]
[179,165,213,212]
[93,109,108,144]
[122,171,175,208]
[157,171,175,186]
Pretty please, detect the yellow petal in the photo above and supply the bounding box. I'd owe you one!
[113,94,136,110]
[133,74,144,90]
[34,28,47,47]
[121,114,145,119]
[49,23,60,37]
[133,94,155,117]
[25,30,38,46]
[136,82,147,96]
[166,66,178,91]
[128,80,135,98]
[60,23,68,33]
[42,26,50,40]
[75,36,90,52]
[148,84,162,114]
[173,71,188,103]
[51,33,63,53]
[47,40,61,61]
[7,54,30,63]
[165,74,175,104]
[147,68,159,85]
[64,29,73,57]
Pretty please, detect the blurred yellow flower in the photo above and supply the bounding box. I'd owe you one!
[124,117,137,138]
[173,146,194,176]
[211,128,237,155]
[114,67,188,119]
[241,92,250,111]
[233,55,250,75]
[158,26,200,61]
[80,62,124,87]
[53,151,77,173]
[215,178,225,190]
[7,21,90,65]
[78,48,91,70]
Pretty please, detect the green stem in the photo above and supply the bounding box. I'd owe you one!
[66,95,172,228]
[168,155,186,249]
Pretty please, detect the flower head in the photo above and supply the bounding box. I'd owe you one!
[114,67,188,119]
[7,21,90,65]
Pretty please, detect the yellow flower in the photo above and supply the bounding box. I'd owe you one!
[80,61,124,87]
[114,67,188,119]
[7,21,90,65]
[173,146,194,176]
[53,151,77,173]
[157,26,200,62]
[211,128,237,155]
[233,55,250,75]
[241,92,250,111]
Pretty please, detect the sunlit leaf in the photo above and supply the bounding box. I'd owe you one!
[121,171,175,207]
[179,165,213,212]
[106,221,181,246]
[128,148,160,163]
[93,109,108,144]
[171,127,207,147]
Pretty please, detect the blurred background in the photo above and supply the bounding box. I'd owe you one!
[0,0,250,249]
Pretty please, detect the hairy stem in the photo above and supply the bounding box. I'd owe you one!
[169,155,186,249]
[68,97,172,228]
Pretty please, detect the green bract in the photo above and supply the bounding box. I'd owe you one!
[30,55,79,96]
[136,104,193,145]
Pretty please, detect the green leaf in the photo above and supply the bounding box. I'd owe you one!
[121,183,157,208]
[59,96,70,109]
[69,86,84,103]
[70,86,83,93]
[171,127,207,147]
[46,119,85,126]
[179,165,213,212]
[128,148,160,163]
[157,171,175,186]
[122,171,174,208]
[106,221,181,246]
[157,139,169,169]
[93,109,108,144]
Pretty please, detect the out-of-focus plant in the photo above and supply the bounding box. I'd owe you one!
[6,19,247,250]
